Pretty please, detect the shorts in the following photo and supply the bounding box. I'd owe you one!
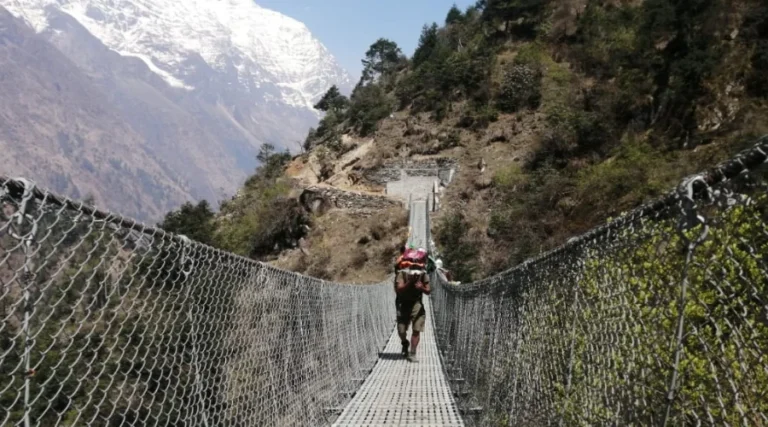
[396,300,426,334]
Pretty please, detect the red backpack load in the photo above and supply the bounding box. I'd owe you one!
[397,248,427,271]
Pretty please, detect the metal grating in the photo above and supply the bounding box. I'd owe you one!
[408,200,429,250]
[332,297,464,427]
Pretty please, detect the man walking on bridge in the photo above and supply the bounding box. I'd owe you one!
[394,248,431,362]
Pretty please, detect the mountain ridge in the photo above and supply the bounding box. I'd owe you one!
[0,6,192,220]
[0,0,352,220]
[2,0,353,109]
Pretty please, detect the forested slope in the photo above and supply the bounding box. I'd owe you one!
[161,0,768,282]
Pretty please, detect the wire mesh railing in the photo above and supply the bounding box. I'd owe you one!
[0,177,394,427]
[5,134,768,427]
[431,135,768,426]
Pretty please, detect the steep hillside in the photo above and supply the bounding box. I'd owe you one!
[159,0,768,283]
[0,7,191,220]
[40,8,249,202]
[0,0,351,219]
[292,0,768,282]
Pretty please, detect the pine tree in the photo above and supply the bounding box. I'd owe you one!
[360,38,404,85]
[446,4,463,24]
[313,85,349,113]
[256,143,292,179]
[413,23,440,68]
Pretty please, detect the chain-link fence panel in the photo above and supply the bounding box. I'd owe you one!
[0,177,395,427]
[431,135,768,426]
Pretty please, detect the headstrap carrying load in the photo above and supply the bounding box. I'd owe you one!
[399,268,426,275]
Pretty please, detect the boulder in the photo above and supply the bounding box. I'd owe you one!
[474,176,493,190]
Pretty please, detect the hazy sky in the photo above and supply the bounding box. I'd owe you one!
[257,0,476,80]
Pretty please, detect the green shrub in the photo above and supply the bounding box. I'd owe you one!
[399,19,493,118]
[488,163,575,266]
[158,200,216,246]
[444,48,493,99]
[394,72,420,110]
[492,163,525,189]
[533,105,580,165]
[216,179,309,258]
[303,128,317,152]
[216,145,308,258]
[573,2,639,77]
[457,105,499,130]
[575,139,679,216]
[348,84,393,136]
[310,110,344,148]
[481,0,547,39]
[533,102,615,167]
[431,100,450,122]
[565,195,768,424]
[435,212,478,282]
[496,64,542,113]
[514,42,547,67]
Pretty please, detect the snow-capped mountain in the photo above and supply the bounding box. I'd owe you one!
[3,0,352,111]
[0,0,353,220]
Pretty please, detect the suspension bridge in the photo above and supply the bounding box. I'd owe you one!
[1,135,768,426]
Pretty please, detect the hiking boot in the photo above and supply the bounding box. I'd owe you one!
[401,340,409,358]
[407,351,418,363]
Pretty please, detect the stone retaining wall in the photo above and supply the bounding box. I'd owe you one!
[300,186,402,215]
[383,158,458,169]
[363,158,458,185]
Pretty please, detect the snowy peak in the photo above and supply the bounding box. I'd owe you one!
[0,0,353,219]
[2,0,352,109]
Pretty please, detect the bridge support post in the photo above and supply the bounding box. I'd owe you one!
[560,265,582,427]
[8,179,37,427]
[179,236,210,427]
[662,176,711,427]
[432,181,439,212]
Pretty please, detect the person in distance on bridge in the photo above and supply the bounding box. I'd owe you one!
[435,259,454,283]
[394,246,431,362]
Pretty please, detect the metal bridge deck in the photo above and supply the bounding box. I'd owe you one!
[408,200,429,250]
[332,297,463,427]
